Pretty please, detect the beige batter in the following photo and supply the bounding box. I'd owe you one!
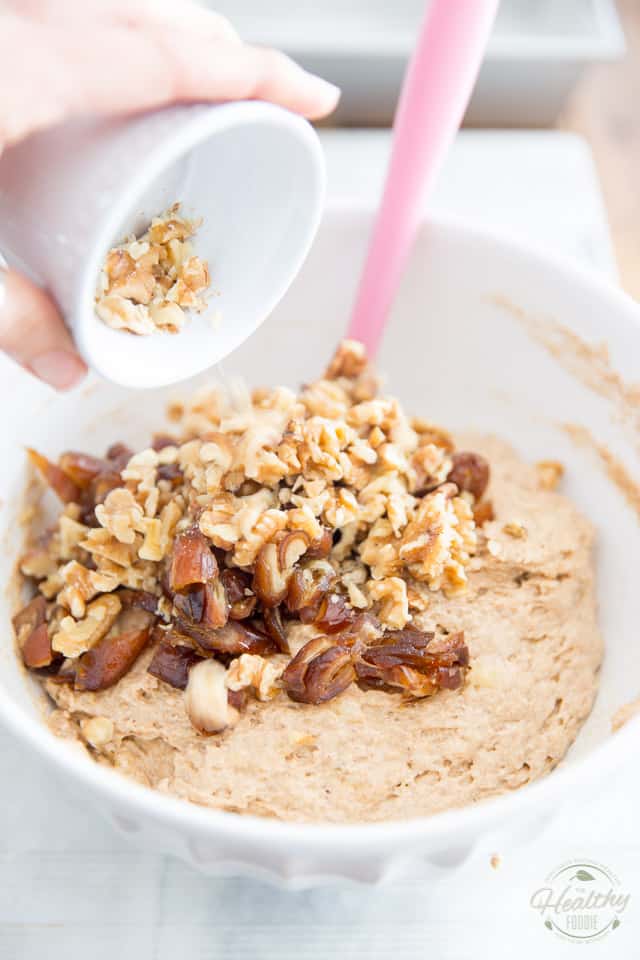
[45,436,602,823]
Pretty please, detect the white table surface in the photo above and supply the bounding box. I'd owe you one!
[1,130,636,960]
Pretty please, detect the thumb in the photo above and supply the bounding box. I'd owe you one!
[0,266,87,389]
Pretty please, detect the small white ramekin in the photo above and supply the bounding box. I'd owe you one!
[0,209,638,887]
[0,101,325,388]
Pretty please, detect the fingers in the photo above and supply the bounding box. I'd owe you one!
[176,43,342,120]
[0,17,339,137]
[0,269,87,390]
[62,24,342,121]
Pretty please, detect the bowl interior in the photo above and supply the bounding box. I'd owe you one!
[1,208,638,815]
[75,107,324,389]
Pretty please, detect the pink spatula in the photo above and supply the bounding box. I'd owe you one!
[347,0,499,354]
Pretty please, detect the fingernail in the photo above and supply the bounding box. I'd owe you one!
[312,73,342,103]
[294,64,341,111]
[29,351,87,390]
[310,76,341,108]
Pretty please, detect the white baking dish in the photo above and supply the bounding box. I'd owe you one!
[0,207,638,886]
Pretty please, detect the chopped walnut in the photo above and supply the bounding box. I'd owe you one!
[185,659,238,733]
[95,488,144,545]
[95,203,210,336]
[325,339,368,380]
[57,560,118,619]
[368,577,410,629]
[536,459,564,491]
[81,716,115,748]
[225,653,284,701]
[51,593,122,658]
[503,521,527,539]
[17,341,494,732]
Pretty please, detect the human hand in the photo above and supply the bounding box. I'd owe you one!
[0,0,340,389]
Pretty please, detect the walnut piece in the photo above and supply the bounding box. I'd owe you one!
[81,716,115,747]
[503,521,527,539]
[368,577,410,629]
[51,593,122,658]
[185,659,238,733]
[95,203,210,336]
[536,459,564,491]
[225,653,284,701]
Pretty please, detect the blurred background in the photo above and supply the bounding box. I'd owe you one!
[204,0,640,302]
[209,0,626,127]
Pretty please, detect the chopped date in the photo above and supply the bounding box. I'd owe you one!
[355,629,468,697]
[261,605,288,653]
[286,562,336,618]
[157,463,183,486]
[79,469,124,525]
[12,595,57,670]
[305,527,333,559]
[74,615,155,692]
[189,619,276,657]
[21,622,54,669]
[12,594,47,638]
[312,593,355,634]
[227,688,248,712]
[152,434,178,452]
[201,580,228,629]
[104,443,134,470]
[27,449,80,504]
[358,627,436,669]
[355,661,440,697]
[221,568,256,620]
[473,499,494,527]
[148,642,202,690]
[281,636,355,704]
[58,451,109,489]
[447,452,490,501]
[172,579,227,628]
[173,584,206,623]
[169,527,218,591]
[253,532,310,607]
[117,589,159,614]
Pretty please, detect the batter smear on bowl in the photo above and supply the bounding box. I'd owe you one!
[13,341,602,822]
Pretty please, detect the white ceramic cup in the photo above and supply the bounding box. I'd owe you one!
[0,101,325,388]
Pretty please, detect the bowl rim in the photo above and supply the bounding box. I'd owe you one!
[73,100,326,389]
[3,209,640,850]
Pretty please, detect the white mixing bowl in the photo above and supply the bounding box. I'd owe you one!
[1,208,638,887]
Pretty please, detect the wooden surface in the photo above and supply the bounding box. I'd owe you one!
[561,0,640,300]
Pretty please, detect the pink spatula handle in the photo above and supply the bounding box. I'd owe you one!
[347,0,498,354]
